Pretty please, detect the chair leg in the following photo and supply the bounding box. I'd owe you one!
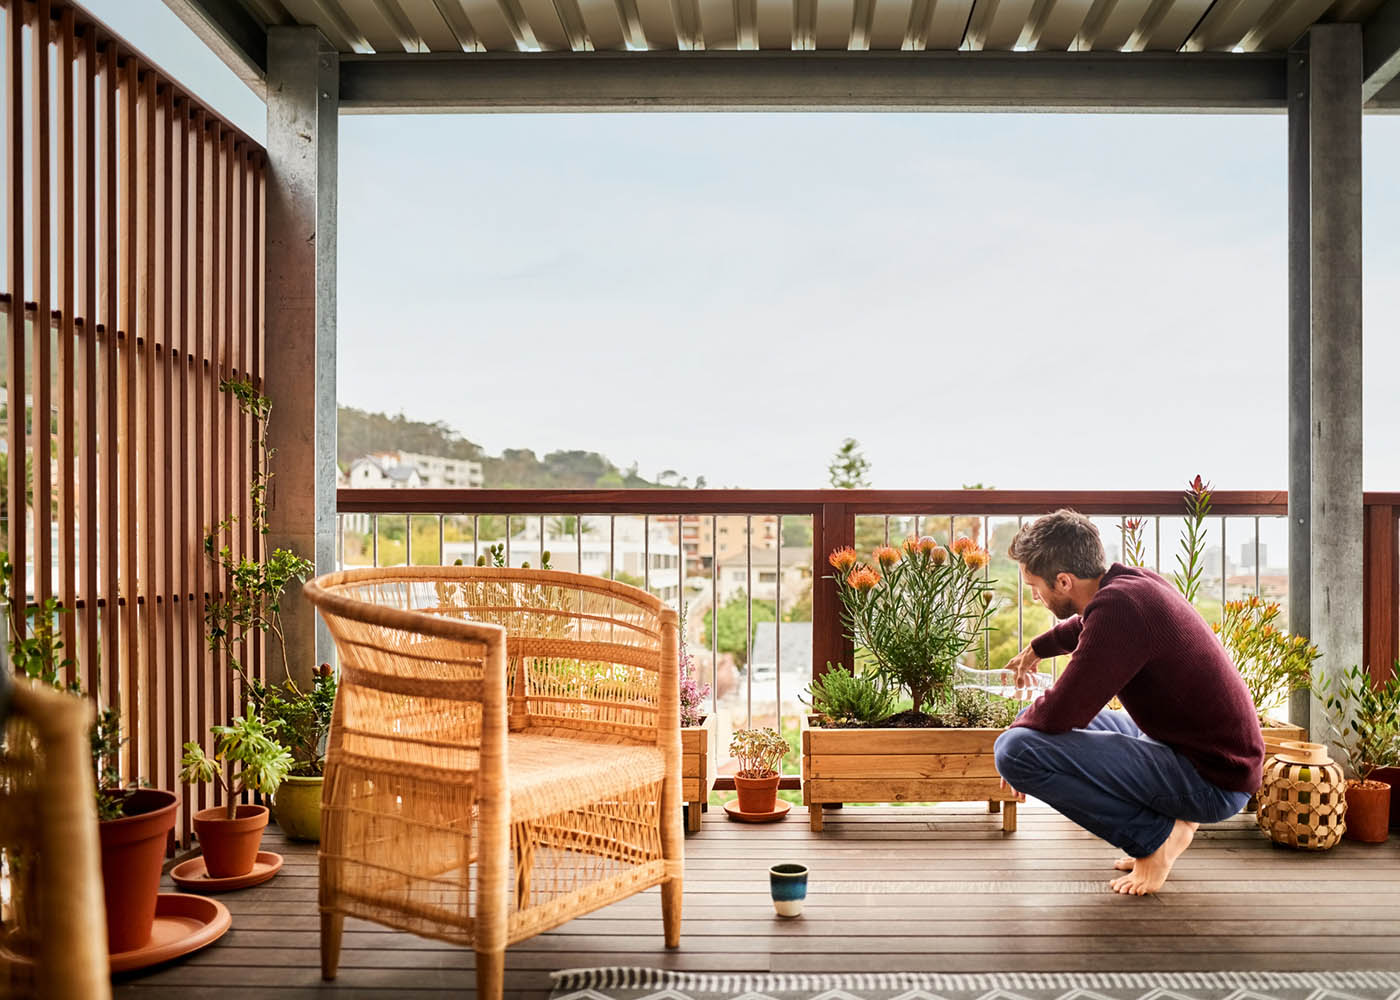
[1002,800,1017,833]
[476,947,505,1000]
[662,877,683,948]
[320,912,344,981]
[988,800,1001,813]
[809,803,824,832]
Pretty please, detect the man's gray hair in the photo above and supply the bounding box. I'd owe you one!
[1008,509,1107,581]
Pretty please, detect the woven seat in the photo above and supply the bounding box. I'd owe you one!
[304,567,683,1000]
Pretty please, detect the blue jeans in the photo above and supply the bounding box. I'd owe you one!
[993,708,1250,858]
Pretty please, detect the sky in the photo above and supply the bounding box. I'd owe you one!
[89,1,1400,491]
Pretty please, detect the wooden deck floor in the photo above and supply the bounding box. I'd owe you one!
[114,802,1400,999]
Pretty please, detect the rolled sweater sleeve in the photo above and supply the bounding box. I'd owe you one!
[1013,592,1150,734]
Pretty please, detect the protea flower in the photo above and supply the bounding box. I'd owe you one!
[951,536,977,557]
[929,545,949,565]
[964,549,989,571]
[829,547,858,572]
[917,536,937,555]
[848,567,881,592]
[902,536,921,556]
[873,545,901,569]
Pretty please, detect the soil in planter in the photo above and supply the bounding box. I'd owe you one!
[825,710,959,729]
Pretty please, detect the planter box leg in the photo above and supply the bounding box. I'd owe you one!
[988,800,1001,813]
[1002,801,1017,834]
[685,803,701,833]
[809,804,824,832]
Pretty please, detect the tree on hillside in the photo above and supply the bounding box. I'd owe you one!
[701,591,776,669]
[828,438,871,489]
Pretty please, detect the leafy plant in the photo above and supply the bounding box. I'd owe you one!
[475,542,552,570]
[1317,663,1400,782]
[805,663,896,725]
[1120,517,1148,568]
[1173,475,1212,605]
[945,688,1018,728]
[828,535,996,714]
[728,727,789,778]
[203,379,315,683]
[2,554,130,820]
[1212,596,1319,717]
[243,663,337,777]
[180,709,294,819]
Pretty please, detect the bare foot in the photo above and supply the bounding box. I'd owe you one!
[1108,820,1199,896]
[1113,819,1200,871]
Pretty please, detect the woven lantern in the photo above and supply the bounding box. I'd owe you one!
[1257,740,1347,850]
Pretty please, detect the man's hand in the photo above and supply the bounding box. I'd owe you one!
[998,776,1026,803]
[1005,644,1042,702]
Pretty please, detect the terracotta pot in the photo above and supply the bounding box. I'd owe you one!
[733,773,781,815]
[99,789,178,953]
[1342,780,1391,843]
[193,804,270,878]
[273,775,323,841]
[1369,766,1400,829]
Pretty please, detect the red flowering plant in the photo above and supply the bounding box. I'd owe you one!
[827,536,996,715]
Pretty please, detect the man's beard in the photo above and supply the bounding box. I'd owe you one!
[1046,594,1077,620]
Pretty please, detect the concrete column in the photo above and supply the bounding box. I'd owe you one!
[1287,41,1311,731]
[1304,24,1364,737]
[265,28,338,686]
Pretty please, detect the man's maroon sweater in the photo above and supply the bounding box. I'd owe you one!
[1012,563,1264,794]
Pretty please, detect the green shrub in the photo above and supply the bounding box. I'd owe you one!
[806,664,897,724]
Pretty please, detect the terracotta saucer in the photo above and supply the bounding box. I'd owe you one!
[108,893,231,973]
[723,799,791,824]
[171,851,284,892]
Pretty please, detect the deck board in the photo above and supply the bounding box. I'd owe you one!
[114,803,1400,998]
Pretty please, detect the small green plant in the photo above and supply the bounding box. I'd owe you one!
[1212,596,1320,718]
[243,663,337,777]
[1318,663,1400,783]
[180,709,294,820]
[2,553,130,820]
[805,663,896,725]
[728,727,789,778]
[945,688,1018,729]
[1173,475,1212,605]
[475,543,552,571]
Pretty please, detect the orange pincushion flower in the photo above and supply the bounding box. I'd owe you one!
[873,545,901,569]
[929,545,949,565]
[917,536,937,555]
[848,567,881,592]
[902,536,921,556]
[829,547,858,572]
[951,536,977,557]
[964,549,989,571]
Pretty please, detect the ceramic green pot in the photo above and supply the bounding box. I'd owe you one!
[273,775,323,841]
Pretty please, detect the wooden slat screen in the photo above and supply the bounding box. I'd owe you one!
[1,0,266,846]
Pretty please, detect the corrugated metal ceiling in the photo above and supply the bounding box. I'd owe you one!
[234,0,1387,55]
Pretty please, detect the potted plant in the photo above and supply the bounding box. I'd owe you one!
[246,664,337,841]
[180,710,294,876]
[729,727,790,816]
[1318,663,1400,843]
[678,607,715,832]
[1212,596,1317,755]
[802,536,1020,832]
[2,556,177,954]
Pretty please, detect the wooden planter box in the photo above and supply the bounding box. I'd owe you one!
[682,715,717,833]
[1261,720,1308,757]
[801,717,1018,833]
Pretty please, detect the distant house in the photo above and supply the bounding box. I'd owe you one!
[348,456,422,488]
[716,546,811,610]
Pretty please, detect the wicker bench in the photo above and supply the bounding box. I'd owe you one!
[304,567,684,999]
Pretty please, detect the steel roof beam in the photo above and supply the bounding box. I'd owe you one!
[338,50,1289,113]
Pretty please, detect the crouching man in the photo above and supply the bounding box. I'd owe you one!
[993,509,1263,896]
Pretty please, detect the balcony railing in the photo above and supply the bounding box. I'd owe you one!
[338,488,1400,784]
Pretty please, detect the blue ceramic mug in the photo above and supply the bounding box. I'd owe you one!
[769,863,808,917]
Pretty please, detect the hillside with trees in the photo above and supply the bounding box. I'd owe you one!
[337,405,697,489]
